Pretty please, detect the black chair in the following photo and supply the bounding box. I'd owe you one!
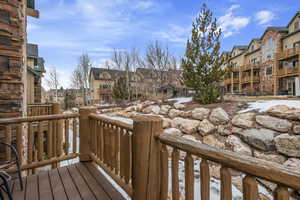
[0,141,23,194]
[0,171,13,200]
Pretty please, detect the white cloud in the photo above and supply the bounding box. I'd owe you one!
[133,1,154,11]
[255,10,275,25]
[218,4,250,38]
[43,66,72,90]
[155,24,189,44]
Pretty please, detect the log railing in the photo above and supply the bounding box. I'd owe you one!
[89,113,133,196]
[0,113,79,172]
[27,104,54,116]
[158,133,300,200]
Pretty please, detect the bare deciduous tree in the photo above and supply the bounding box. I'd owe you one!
[144,41,173,99]
[110,48,141,100]
[71,53,93,106]
[46,67,60,102]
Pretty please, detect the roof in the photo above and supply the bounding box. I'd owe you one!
[260,26,288,39]
[287,11,300,27]
[90,67,128,80]
[27,43,39,58]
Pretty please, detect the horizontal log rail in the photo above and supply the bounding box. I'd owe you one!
[88,113,133,197]
[27,104,54,116]
[0,113,79,173]
[158,133,300,199]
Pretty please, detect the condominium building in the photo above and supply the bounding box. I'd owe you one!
[224,11,300,96]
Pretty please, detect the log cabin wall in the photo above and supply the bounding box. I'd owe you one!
[0,0,27,118]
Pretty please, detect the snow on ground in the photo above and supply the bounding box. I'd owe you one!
[98,114,133,124]
[168,97,193,104]
[240,100,300,113]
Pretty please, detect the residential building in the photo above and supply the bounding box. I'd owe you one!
[26,43,45,104]
[0,0,39,118]
[90,67,187,103]
[224,11,300,96]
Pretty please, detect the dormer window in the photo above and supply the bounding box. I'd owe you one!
[251,45,255,51]
[294,21,299,31]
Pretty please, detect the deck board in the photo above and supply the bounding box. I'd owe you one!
[7,162,125,200]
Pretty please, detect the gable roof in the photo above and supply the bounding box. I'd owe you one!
[260,26,288,40]
[90,67,127,80]
[287,11,300,27]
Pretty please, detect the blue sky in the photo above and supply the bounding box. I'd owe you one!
[27,0,299,88]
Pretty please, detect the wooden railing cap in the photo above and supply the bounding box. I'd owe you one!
[133,114,163,122]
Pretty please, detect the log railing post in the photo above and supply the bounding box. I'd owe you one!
[132,115,163,200]
[51,103,61,168]
[79,106,96,162]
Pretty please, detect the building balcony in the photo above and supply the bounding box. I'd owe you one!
[241,76,260,83]
[224,78,231,84]
[278,46,300,60]
[241,62,261,72]
[98,88,111,95]
[277,65,299,77]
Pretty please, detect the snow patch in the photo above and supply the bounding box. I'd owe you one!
[167,97,192,104]
[240,100,300,113]
[98,114,133,124]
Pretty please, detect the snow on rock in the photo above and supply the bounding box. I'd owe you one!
[283,158,300,170]
[240,100,300,113]
[267,104,300,120]
[167,97,192,104]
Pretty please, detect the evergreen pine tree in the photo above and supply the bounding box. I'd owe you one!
[181,4,225,104]
[112,76,129,104]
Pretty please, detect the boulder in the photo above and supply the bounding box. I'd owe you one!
[179,110,192,118]
[160,105,171,115]
[267,105,300,120]
[283,158,300,170]
[172,117,200,134]
[209,108,230,124]
[253,150,286,164]
[125,106,136,112]
[274,134,300,157]
[238,128,276,151]
[293,124,300,135]
[142,105,160,114]
[191,108,210,120]
[174,103,185,110]
[198,119,216,136]
[232,126,243,134]
[162,118,172,128]
[256,115,292,133]
[168,109,183,118]
[225,135,252,156]
[217,124,232,136]
[203,135,225,150]
[163,128,183,136]
[232,112,255,128]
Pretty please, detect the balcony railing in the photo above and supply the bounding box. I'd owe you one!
[241,75,260,83]
[1,106,300,200]
[278,46,300,60]
[27,103,57,116]
[241,62,261,72]
[277,65,299,77]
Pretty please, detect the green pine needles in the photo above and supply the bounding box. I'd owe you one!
[181,4,225,104]
[112,76,129,104]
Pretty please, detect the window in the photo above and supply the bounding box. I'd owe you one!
[294,21,299,31]
[251,45,255,51]
[267,54,272,59]
[266,66,272,75]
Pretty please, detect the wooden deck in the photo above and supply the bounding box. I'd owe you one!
[6,162,126,200]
